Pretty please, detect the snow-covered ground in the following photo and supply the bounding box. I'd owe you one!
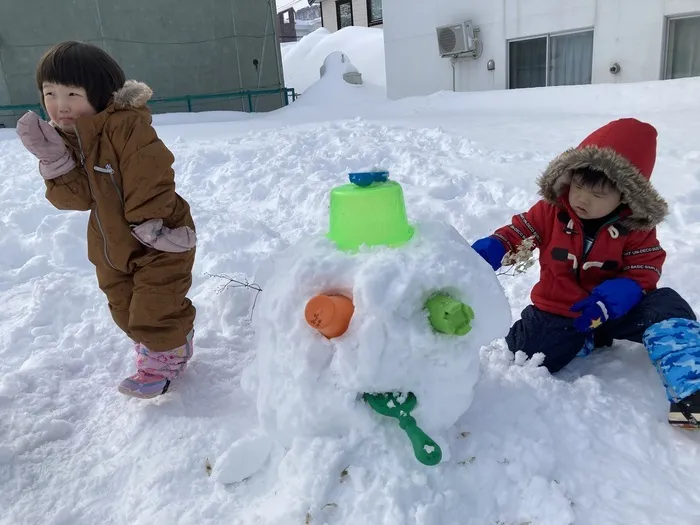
[3,35,700,525]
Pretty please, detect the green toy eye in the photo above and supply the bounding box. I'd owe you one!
[424,293,475,336]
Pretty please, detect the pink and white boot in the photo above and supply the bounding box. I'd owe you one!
[118,332,194,399]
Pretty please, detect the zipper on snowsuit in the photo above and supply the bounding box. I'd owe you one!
[574,216,619,283]
[74,127,119,272]
[94,164,125,208]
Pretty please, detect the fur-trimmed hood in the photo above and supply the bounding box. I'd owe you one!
[61,80,155,156]
[112,80,153,109]
[537,118,668,230]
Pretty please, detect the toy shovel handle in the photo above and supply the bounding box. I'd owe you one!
[400,416,442,466]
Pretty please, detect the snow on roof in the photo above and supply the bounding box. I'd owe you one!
[276,0,310,13]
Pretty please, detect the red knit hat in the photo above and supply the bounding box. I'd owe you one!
[537,118,668,230]
[578,118,657,181]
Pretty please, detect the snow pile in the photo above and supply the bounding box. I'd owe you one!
[242,219,510,444]
[282,26,386,93]
[320,50,360,79]
[284,51,386,110]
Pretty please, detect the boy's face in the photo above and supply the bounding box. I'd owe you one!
[42,83,97,131]
[568,179,622,220]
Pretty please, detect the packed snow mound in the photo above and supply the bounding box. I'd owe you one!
[281,27,331,61]
[320,50,360,78]
[243,220,511,444]
[282,26,386,93]
[286,51,386,110]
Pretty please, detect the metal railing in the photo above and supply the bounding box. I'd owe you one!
[149,87,297,112]
[0,87,297,125]
[0,103,48,120]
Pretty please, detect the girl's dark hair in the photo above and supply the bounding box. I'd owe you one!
[36,41,126,113]
[571,167,617,193]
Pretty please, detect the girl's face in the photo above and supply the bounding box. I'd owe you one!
[41,83,97,131]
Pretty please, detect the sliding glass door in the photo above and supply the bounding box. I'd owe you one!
[509,30,594,89]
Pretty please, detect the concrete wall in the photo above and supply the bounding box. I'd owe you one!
[383,0,700,99]
[0,0,285,127]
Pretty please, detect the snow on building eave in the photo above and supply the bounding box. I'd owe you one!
[276,0,311,13]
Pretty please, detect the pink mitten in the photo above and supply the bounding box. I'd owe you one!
[16,111,76,180]
[131,219,196,253]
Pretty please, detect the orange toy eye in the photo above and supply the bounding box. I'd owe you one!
[305,294,354,339]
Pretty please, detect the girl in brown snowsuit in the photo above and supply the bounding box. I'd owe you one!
[16,41,196,399]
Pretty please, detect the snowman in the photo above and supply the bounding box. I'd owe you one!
[216,171,511,483]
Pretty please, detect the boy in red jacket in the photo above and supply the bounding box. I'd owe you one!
[472,118,700,428]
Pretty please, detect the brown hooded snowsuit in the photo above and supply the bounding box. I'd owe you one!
[44,80,195,351]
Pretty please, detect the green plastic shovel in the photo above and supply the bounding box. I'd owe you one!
[363,391,442,466]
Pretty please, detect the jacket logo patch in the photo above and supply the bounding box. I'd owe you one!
[508,224,527,240]
[622,264,662,277]
[518,213,542,244]
[623,245,662,257]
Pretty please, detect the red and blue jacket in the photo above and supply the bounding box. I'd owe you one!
[492,195,665,318]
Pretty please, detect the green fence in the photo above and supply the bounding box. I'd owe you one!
[0,87,297,127]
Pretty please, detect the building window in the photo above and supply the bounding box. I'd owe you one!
[367,0,382,26]
[336,0,353,29]
[665,15,700,79]
[283,11,290,24]
[509,37,547,89]
[508,30,594,89]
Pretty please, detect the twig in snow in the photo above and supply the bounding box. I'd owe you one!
[205,272,263,319]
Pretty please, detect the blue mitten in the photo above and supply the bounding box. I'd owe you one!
[571,278,644,332]
[472,237,507,271]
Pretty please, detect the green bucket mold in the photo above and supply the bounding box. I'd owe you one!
[328,171,414,251]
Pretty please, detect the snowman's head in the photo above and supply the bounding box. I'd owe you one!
[244,174,511,448]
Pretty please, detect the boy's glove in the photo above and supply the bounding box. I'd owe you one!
[571,277,644,332]
[15,111,76,180]
[471,236,507,271]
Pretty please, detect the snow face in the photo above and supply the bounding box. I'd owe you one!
[243,219,511,445]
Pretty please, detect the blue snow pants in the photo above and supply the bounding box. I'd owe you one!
[506,288,700,401]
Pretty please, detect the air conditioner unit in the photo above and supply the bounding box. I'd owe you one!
[436,21,476,57]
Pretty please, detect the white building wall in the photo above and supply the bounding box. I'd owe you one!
[384,0,700,99]
[352,0,369,27]
[591,0,664,85]
[321,0,337,30]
